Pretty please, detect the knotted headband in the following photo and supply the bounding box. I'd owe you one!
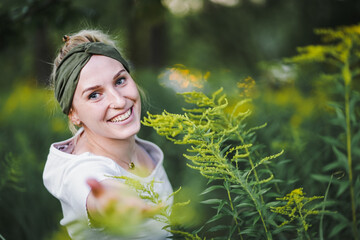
[54,42,130,114]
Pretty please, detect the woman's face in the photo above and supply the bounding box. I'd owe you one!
[69,55,141,140]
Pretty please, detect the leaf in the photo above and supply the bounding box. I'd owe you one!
[252,215,260,225]
[230,188,245,195]
[332,146,348,171]
[265,201,279,208]
[323,161,343,172]
[351,130,360,147]
[220,144,232,156]
[201,199,222,205]
[257,187,271,195]
[205,213,226,225]
[242,210,258,218]
[233,195,244,203]
[311,174,332,183]
[272,224,296,234]
[240,228,257,235]
[207,224,230,232]
[215,199,227,214]
[200,185,224,195]
[328,221,349,238]
[336,181,349,197]
[320,135,342,148]
[235,202,254,209]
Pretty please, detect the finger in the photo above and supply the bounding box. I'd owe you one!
[86,178,104,198]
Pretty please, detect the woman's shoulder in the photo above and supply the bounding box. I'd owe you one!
[135,136,164,162]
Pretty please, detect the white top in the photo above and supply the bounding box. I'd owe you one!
[43,129,173,240]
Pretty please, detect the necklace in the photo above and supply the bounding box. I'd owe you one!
[128,161,135,169]
[118,159,135,169]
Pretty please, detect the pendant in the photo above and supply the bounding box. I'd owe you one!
[129,162,135,169]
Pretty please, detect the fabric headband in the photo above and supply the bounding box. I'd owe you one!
[54,42,130,114]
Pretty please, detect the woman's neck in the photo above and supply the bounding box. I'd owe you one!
[75,128,137,167]
[73,128,155,176]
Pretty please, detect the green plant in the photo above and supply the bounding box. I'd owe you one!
[289,24,360,239]
[271,188,324,239]
[142,87,324,239]
[0,83,70,240]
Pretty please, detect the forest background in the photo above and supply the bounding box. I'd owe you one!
[0,0,360,239]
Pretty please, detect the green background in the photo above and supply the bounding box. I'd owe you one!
[0,0,359,239]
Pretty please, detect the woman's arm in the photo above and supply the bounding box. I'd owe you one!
[86,178,161,230]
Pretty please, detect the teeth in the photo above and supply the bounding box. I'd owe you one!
[110,108,132,122]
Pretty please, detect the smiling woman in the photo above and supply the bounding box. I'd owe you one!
[43,30,173,240]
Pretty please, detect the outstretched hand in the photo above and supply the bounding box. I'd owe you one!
[86,178,162,235]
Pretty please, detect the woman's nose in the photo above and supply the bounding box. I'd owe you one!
[108,89,126,109]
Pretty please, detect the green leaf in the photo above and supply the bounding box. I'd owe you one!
[208,224,230,232]
[201,199,222,205]
[220,144,232,156]
[235,202,254,209]
[311,174,332,183]
[272,224,296,234]
[233,195,244,203]
[200,185,224,195]
[231,188,245,195]
[265,201,279,208]
[328,222,349,238]
[205,213,226,225]
[257,187,271,195]
[252,215,260,225]
[323,161,343,172]
[336,181,349,197]
[240,228,257,235]
[216,199,227,214]
[351,130,360,147]
[320,136,342,148]
[332,146,348,171]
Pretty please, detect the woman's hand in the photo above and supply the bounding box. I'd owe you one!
[86,178,162,235]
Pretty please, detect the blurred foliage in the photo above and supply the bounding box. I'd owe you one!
[0,81,71,239]
[287,24,360,239]
[0,0,360,239]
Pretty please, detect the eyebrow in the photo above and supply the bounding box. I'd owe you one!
[81,70,127,96]
[82,85,102,96]
[113,69,126,80]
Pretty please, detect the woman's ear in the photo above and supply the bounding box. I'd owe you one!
[68,108,81,126]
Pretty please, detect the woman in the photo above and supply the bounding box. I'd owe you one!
[43,30,173,240]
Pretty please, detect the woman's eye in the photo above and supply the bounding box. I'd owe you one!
[88,92,100,100]
[115,77,126,86]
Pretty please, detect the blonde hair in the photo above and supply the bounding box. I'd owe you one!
[51,29,145,135]
[51,29,117,89]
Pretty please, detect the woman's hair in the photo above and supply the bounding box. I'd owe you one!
[51,29,145,135]
[51,29,117,89]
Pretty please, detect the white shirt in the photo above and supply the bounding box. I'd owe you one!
[43,129,173,240]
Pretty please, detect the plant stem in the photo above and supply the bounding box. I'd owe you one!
[232,171,272,240]
[226,186,244,240]
[235,133,266,201]
[319,174,334,240]
[343,61,359,240]
[232,129,271,239]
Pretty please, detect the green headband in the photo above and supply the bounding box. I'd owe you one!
[54,42,130,114]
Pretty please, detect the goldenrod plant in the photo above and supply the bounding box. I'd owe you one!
[271,188,324,240]
[142,86,325,239]
[288,24,360,239]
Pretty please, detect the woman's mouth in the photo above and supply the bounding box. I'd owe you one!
[109,108,132,122]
